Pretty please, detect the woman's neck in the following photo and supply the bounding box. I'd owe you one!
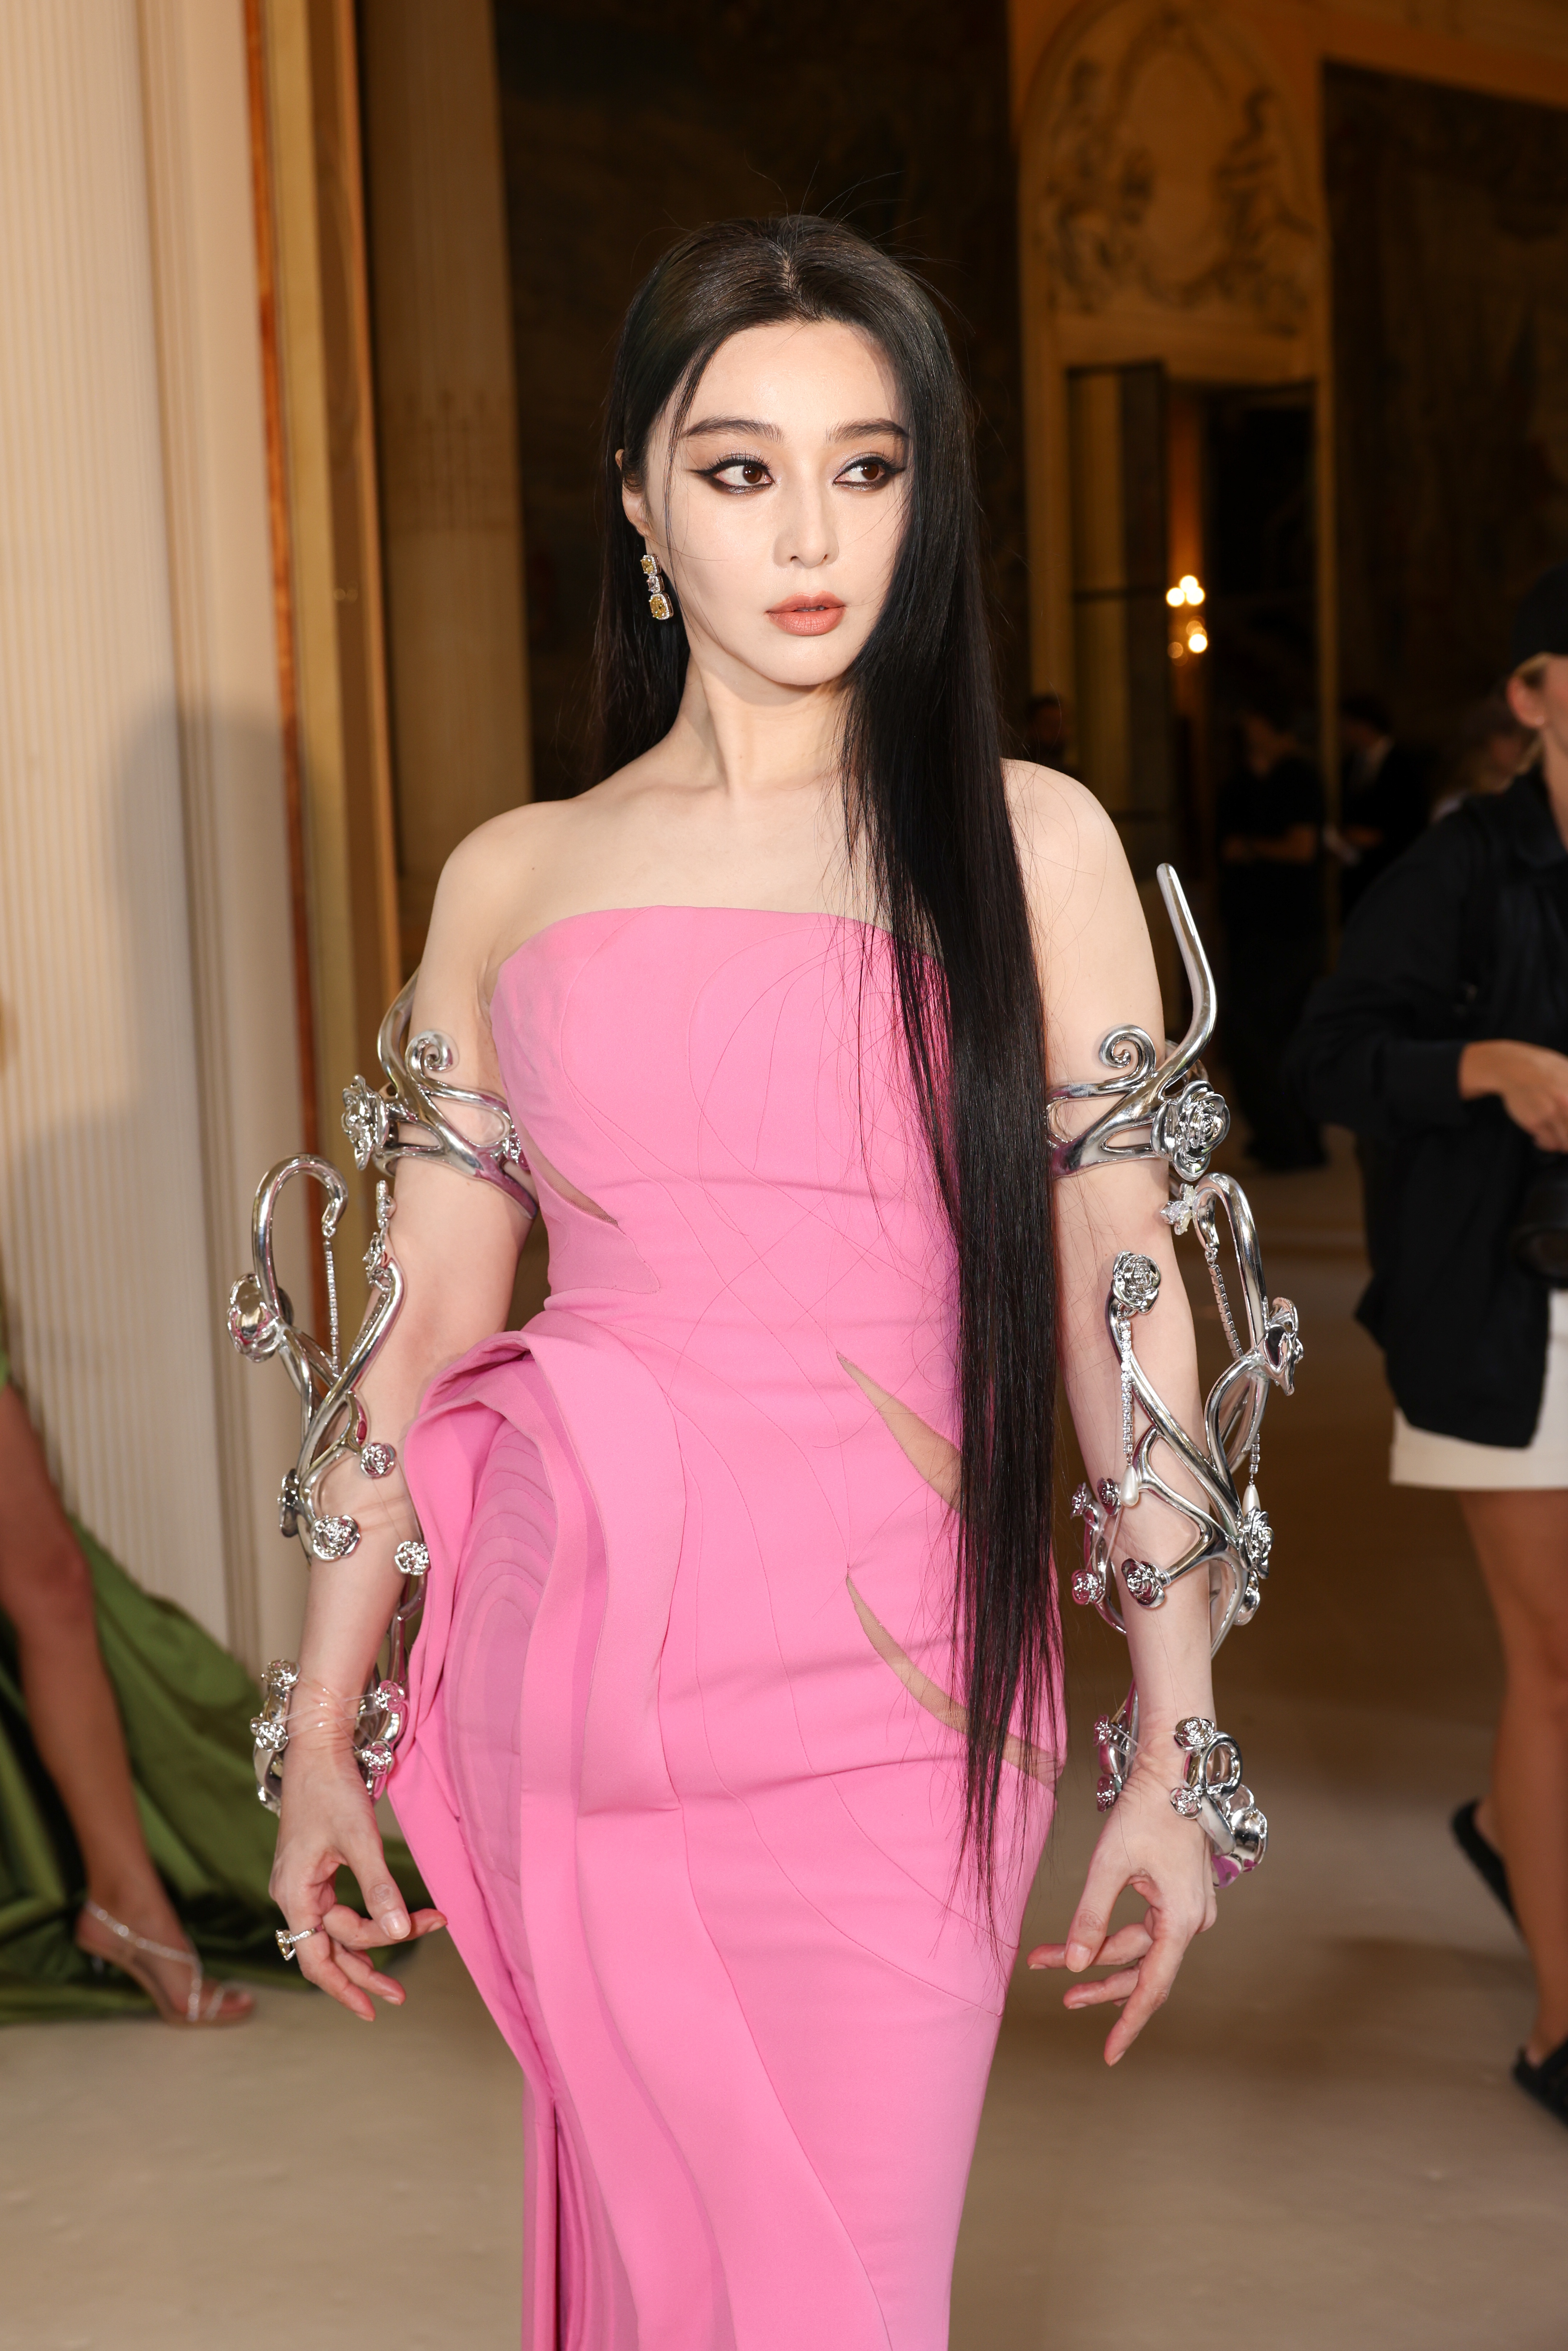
[663,646,844,803]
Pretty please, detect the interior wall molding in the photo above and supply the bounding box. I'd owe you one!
[360,0,533,969]
[247,0,400,1320]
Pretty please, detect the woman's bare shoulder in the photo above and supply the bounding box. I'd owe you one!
[436,796,575,909]
[434,790,628,953]
[1003,760,1130,927]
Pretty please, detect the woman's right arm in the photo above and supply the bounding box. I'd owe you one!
[1290,818,1568,1155]
[1459,1040,1568,1152]
[268,824,539,2020]
[1285,822,1481,1143]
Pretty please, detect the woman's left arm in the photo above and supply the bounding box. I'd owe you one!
[1010,765,1218,2062]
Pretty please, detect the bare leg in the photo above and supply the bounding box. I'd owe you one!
[1460,1488,1568,2061]
[0,1385,250,2019]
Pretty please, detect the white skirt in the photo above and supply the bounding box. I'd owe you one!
[1390,1289,1568,1490]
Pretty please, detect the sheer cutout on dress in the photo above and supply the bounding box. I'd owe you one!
[517,1127,618,1224]
[839,1356,1054,1785]
[838,1355,959,1510]
[845,1576,1055,1786]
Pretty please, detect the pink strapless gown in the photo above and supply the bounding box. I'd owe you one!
[396,908,1055,2350]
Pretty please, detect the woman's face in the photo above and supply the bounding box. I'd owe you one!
[1509,658,1568,772]
[622,319,910,695]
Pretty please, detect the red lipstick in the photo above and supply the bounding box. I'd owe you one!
[767,593,846,637]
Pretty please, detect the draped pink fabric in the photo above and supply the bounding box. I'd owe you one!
[394,908,1055,2350]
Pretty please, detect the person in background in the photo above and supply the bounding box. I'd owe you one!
[1329,691,1435,916]
[1430,692,1533,824]
[1023,686,1074,774]
[1287,557,1568,2130]
[0,1340,423,2024]
[1215,691,1327,1169]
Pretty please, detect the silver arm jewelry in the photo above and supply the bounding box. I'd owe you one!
[1049,865,1303,1886]
[229,975,532,1813]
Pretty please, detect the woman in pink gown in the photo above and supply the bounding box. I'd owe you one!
[269,218,1221,2348]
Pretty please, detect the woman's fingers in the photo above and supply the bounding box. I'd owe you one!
[1059,1831,1142,1968]
[341,1824,414,1943]
[1084,1918,1153,1967]
[319,1899,447,1951]
[1032,1774,1215,2062]
[1027,1917,1152,1973]
[1100,1903,1192,2065]
[291,1925,378,2022]
[288,1920,410,2016]
[329,1938,406,2004]
[1062,1965,1140,2010]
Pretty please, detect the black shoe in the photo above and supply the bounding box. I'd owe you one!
[1451,1800,1517,1924]
[1514,2038,1568,2127]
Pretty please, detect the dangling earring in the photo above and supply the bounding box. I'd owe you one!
[640,550,673,622]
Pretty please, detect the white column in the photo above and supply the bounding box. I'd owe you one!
[137,0,310,1667]
[0,0,305,1658]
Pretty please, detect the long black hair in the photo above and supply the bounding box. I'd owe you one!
[592,215,1057,1893]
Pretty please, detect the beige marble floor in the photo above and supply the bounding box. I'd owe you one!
[4,1137,1565,2348]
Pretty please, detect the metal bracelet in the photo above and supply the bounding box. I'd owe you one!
[340,974,533,1208]
[1167,1716,1268,1875]
[1046,866,1232,1182]
[229,964,528,1815]
[1052,864,1303,1886]
[247,1540,429,1814]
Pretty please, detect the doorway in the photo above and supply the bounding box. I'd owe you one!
[1167,381,1318,912]
[1066,366,1319,1019]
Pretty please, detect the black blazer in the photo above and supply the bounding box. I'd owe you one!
[1286,775,1568,1446]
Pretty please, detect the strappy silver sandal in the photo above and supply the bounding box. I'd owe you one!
[76,1899,252,2027]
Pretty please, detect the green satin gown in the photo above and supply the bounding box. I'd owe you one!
[0,1353,426,2020]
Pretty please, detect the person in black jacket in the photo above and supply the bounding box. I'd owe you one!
[1288,559,1568,2129]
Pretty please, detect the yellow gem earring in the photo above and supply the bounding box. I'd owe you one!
[640,550,673,622]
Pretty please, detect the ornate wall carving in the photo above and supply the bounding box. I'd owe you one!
[1035,1,1315,336]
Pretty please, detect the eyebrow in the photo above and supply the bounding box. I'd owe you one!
[682,415,781,441]
[681,414,909,444]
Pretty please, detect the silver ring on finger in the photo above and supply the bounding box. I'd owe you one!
[276,1923,321,1963]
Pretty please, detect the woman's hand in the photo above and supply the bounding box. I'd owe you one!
[1026,1750,1216,2064]
[270,1721,446,2022]
[1460,1038,1568,1152]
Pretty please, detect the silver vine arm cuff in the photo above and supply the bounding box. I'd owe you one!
[1050,865,1303,1886]
[340,974,534,1208]
[228,971,531,1813]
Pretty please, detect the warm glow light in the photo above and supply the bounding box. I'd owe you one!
[1180,574,1205,605]
[1166,584,1184,607]
[1169,638,1184,659]
[1187,626,1208,654]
